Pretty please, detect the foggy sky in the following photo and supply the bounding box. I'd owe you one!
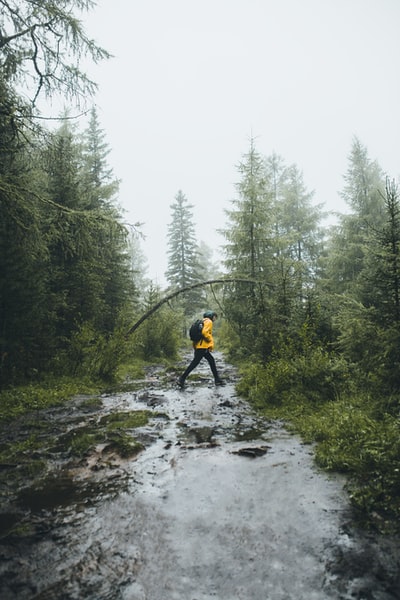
[81,0,400,284]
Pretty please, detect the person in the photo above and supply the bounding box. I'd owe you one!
[178,310,225,388]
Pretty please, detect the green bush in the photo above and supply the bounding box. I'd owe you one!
[237,345,349,408]
[130,305,181,361]
[54,321,129,382]
[236,343,400,529]
[292,397,400,528]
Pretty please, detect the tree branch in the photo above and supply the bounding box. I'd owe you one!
[0,26,33,48]
[126,277,272,336]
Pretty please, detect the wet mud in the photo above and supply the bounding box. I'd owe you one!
[0,353,399,599]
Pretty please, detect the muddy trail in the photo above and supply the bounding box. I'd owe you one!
[0,353,399,600]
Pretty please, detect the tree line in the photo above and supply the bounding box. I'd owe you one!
[0,1,134,385]
[166,134,400,410]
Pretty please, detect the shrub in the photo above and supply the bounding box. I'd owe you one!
[63,322,128,382]
[292,397,400,528]
[237,345,349,408]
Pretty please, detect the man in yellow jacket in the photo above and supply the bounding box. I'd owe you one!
[178,310,225,388]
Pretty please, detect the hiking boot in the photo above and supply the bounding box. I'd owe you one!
[177,378,185,389]
[215,379,225,386]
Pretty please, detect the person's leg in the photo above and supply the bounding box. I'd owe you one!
[179,349,206,386]
[203,351,224,384]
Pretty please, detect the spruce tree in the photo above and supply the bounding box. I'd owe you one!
[335,179,400,393]
[81,107,119,209]
[0,79,52,383]
[272,160,324,330]
[221,139,273,357]
[325,137,385,296]
[165,190,203,315]
[223,139,271,279]
[221,141,324,360]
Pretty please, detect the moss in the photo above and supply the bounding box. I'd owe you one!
[0,434,42,463]
[105,433,144,458]
[70,430,103,457]
[100,410,152,431]
[0,378,101,423]
[116,359,147,381]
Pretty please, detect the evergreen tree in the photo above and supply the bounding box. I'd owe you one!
[361,179,400,324]
[341,137,385,221]
[127,231,149,298]
[0,0,110,108]
[80,109,136,332]
[81,107,119,209]
[223,139,271,278]
[324,142,394,393]
[221,141,324,360]
[197,242,221,281]
[43,118,134,341]
[272,160,324,330]
[334,179,400,393]
[221,139,274,357]
[165,190,203,315]
[134,284,180,360]
[0,2,138,384]
[0,79,51,383]
[325,137,385,296]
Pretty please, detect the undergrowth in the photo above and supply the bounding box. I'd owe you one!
[237,352,400,534]
[0,377,100,423]
[0,355,169,423]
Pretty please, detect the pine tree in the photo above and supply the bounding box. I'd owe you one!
[221,139,273,357]
[223,138,271,278]
[326,137,385,296]
[165,190,203,315]
[81,107,119,209]
[221,141,324,359]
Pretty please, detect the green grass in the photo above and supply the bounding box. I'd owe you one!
[262,396,400,532]
[237,357,400,533]
[0,377,100,423]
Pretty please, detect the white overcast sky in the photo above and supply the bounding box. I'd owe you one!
[79,0,400,284]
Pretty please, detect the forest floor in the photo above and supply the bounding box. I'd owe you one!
[0,353,399,599]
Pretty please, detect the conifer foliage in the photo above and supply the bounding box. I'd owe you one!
[0,2,137,385]
[0,0,110,106]
[221,139,323,359]
[165,190,203,314]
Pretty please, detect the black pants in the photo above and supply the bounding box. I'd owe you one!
[181,348,220,382]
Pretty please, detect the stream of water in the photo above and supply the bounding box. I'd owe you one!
[0,354,399,599]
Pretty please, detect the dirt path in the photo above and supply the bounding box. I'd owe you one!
[0,353,399,599]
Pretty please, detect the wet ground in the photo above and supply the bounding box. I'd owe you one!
[0,353,399,599]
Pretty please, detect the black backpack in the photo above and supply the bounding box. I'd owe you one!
[189,319,204,342]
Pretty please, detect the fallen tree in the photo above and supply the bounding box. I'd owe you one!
[126,277,270,336]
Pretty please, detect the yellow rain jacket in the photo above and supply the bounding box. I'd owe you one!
[194,317,214,350]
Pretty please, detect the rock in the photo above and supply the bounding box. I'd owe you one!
[231,445,271,458]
